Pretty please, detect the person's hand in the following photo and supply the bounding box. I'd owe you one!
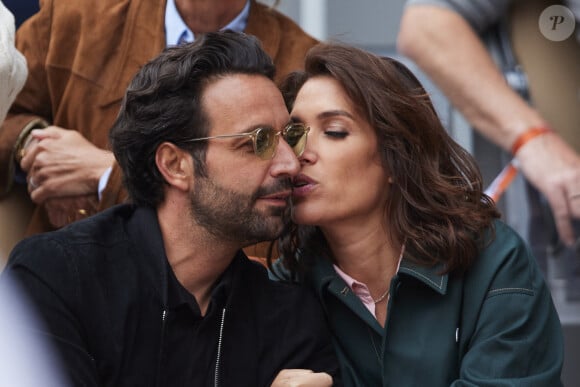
[516,132,580,246]
[19,126,114,204]
[271,369,333,387]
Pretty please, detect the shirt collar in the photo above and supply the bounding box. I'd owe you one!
[311,245,448,296]
[332,245,405,288]
[165,0,251,46]
[333,264,377,316]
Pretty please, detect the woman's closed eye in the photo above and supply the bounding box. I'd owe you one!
[324,130,349,139]
[322,120,350,138]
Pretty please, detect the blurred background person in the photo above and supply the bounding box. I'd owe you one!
[397,0,580,286]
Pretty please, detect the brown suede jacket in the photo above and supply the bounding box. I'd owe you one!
[0,0,317,257]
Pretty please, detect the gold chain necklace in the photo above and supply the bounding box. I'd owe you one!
[372,287,390,303]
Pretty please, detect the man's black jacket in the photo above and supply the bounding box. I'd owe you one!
[2,204,339,386]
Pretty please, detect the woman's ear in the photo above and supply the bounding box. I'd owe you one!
[155,142,193,192]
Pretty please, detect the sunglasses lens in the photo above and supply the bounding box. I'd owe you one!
[255,128,276,159]
[284,124,308,156]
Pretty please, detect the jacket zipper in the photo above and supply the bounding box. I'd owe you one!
[214,307,227,387]
[156,309,168,387]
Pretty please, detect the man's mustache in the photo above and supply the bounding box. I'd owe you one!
[252,178,293,200]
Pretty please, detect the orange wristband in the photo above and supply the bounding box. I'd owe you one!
[510,126,552,155]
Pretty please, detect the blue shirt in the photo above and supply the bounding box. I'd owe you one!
[165,0,250,46]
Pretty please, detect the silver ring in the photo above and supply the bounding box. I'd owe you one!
[28,176,37,190]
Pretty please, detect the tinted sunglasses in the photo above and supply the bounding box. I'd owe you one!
[183,123,310,160]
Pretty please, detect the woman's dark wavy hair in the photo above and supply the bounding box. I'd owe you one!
[109,31,275,208]
[273,43,500,275]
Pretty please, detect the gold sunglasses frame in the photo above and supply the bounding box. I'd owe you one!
[183,123,310,160]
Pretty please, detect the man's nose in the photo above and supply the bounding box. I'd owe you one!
[270,139,300,178]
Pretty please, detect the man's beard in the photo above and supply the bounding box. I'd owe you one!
[190,176,292,246]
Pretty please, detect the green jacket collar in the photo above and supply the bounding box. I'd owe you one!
[310,254,449,297]
[398,259,448,295]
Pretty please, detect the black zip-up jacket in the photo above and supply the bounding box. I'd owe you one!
[2,205,340,386]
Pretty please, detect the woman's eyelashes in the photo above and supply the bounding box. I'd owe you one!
[324,129,349,139]
[321,120,350,139]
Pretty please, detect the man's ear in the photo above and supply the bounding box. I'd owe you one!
[155,142,193,192]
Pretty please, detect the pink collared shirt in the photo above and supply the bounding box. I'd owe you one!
[333,245,405,318]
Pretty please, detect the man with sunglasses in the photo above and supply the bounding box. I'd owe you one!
[1,31,337,386]
[0,0,318,264]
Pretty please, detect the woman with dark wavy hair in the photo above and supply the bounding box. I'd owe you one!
[270,43,563,386]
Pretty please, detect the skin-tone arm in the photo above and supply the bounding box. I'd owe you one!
[398,5,580,246]
[271,369,333,387]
